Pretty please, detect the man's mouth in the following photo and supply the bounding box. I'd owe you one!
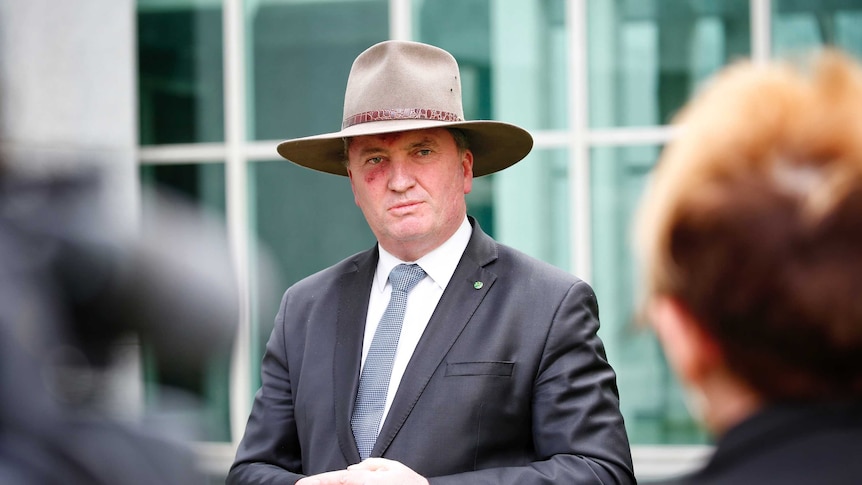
[389,201,422,213]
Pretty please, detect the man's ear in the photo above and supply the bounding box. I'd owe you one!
[649,296,722,386]
[462,149,474,194]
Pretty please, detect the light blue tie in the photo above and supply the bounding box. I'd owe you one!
[351,263,426,460]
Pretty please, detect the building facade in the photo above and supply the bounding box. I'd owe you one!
[135,0,862,481]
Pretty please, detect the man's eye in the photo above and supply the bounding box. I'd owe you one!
[367,156,383,165]
[417,149,432,156]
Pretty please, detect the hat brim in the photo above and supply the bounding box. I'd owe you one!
[276,119,533,177]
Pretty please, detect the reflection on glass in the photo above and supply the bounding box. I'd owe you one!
[590,146,709,445]
[588,0,750,128]
[247,160,375,389]
[137,1,224,145]
[492,149,570,270]
[466,176,495,237]
[414,0,568,130]
[773,0,862,60]
[248,0,388,141]
[140,162,226,217]
[139,162,230,442]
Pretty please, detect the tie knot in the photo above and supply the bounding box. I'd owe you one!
[389,264,426,293]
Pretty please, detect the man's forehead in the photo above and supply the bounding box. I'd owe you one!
[351,127,451,147]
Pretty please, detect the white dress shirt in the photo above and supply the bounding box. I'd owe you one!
[360,216,472,432]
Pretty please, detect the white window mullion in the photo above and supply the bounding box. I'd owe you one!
[587,126,679,146]
[224,0,252,447]
[752,0,772,63]
[568,0,592,284]
[138,143,227,164]
[389,0,412,41]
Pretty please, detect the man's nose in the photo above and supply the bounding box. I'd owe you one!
[387,157,415,192]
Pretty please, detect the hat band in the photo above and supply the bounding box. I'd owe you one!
[342,108,462,129]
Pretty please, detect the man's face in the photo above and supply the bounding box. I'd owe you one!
[346,127,473,261]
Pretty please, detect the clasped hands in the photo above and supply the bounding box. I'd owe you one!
[296,458,429,485]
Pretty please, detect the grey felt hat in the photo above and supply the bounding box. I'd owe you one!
[276,40,533,177]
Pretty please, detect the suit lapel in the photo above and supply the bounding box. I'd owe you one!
[333,247,378,464]
[373,221,498,457]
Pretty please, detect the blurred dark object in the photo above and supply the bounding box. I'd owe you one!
[0,169,238,484]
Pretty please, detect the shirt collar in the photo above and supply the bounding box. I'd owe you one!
[375,216,472,292]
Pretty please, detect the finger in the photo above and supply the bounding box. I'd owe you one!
[348,457,396,472]
[297,470,349,485]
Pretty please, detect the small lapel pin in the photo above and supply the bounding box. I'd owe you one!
[473,281,483,290]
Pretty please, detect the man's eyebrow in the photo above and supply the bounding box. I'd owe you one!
[355,145,387,156]
[407,137,439,149]
[354,136,438,156]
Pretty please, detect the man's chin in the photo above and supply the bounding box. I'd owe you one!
[380,221,436,246]
[389,227,429,243]
[384,215,427,234]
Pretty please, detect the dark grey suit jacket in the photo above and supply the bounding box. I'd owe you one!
[228,219,634,484]
[647,402,862,485]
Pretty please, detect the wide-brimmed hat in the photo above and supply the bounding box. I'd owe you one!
[276,40,533,177]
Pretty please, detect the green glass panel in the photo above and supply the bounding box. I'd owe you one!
[588,0,750,128]
[140,162,226,217]
[248,0,389,141]
[491,148,570,269]
[590,145,709,445]
[139,162,230,442]
[414,0,569,130]
[247,160,375,390]
[137,1,224,145]
[773,0,862,60]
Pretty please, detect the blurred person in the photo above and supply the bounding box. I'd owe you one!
[0,162,239,483]
[636,49,862,485]
[228,40,634,485]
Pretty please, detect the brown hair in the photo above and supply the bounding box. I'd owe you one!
[637,50,862,400]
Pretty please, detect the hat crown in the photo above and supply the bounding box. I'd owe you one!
[342,41,465,129]
[276,40,533,178]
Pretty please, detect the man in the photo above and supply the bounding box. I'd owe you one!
[228,40,633,485]
[636,49,862,484]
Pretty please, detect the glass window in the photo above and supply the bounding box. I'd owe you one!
[414,0,569,131]
[491,148,570,269]
[138,0,224,145]
[139,162,230,442]
[140,162,226,216]
[773,0,862,59]
[588,0,751,128]
[247,160,375,389]
[590,145,709,445]
[248,0,389,141]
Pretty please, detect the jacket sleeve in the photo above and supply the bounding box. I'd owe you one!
[427,280,635,485]
[226,291,306,485]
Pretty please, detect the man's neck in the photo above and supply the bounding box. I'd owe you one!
[700,370,763,436]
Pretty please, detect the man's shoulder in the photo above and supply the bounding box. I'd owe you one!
[289,246,376,293]
[490,239,587,288]
[468,225,577,281]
